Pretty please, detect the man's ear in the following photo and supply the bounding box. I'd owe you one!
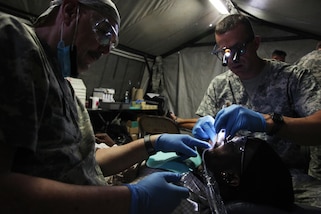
[253,35,261,51]
[61,0,79,26]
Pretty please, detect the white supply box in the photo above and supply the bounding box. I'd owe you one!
[93,88,115,102]
[66,77,87,106]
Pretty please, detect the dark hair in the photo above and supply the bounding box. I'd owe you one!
[272,49,287,57]
[316,41,321,50]
[215,14,255,40]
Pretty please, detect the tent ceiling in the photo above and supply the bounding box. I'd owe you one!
[0,0,320,58]
[113,0,223,57]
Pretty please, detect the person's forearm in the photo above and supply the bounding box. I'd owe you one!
[0,172,130,214]
[96,135,160,176]
[174,118,198,130]
[264,110,321,145]
[177,122,196,130]
[175,117,198,124]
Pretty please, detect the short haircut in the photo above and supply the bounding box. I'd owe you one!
[215,14,255,41]
[272,50,287,57]
[316,41,321,50]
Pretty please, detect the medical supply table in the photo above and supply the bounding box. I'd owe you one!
[87,106,159,133]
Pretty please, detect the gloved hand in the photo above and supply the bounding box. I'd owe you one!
[155,134,210,159]
[214,104,266,137]
[126,172,189,214]
[192,115,217,144]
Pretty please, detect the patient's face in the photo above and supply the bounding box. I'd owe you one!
[204,142,242,174]
[199,140,246,200]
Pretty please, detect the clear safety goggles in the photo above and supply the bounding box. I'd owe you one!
[212,37,253,66]
[91,15,119,50]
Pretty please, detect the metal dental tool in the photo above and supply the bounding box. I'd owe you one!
[201,149,227,214]
[201,128,228,214]
[215,128,226,148]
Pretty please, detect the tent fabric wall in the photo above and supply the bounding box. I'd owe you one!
[79,51,152,102]
[162,46,227,118]
[162,38,318,119]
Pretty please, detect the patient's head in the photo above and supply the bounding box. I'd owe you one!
[201,137,248,200]
[199,137,294,210]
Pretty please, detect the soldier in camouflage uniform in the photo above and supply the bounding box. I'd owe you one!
[196,60,320,171]
[294,41,321,190]
[295,41,321,85]
[193,14,321,209]
[0,0,211,213]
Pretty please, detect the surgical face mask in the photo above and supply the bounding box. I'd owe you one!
[57,40,73,77]
[57,7,79,77]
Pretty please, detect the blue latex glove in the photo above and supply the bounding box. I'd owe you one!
[155,134,210,159]
[126,172,189,214]
[214,104,266,137]
[192,115,217,144]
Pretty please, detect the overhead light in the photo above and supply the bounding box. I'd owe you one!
[209,0,229,14]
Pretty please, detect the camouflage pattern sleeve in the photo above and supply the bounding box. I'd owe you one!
[0,14,107,185]
[0,14,48,150]
[294,50,321,182]
[196,70,247,117]
[295,50,321,85]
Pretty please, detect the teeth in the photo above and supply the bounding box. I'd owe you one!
[215,129,226,147]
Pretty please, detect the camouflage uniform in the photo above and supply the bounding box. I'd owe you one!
[0,14,106,185]
[196,59,321,171]
[295,50,321,181]
[196,59,321,207]
[295,50,321,85]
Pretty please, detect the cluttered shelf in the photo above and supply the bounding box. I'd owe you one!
[87,106,160,122]
[87,88,168,140]
[87,100,160,120]
[87,103,160,139]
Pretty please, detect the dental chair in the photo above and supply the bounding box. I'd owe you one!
[138,115,180,136]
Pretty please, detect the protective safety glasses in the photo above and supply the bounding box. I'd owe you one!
[91,15,119,50]
[212,37,253,66]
